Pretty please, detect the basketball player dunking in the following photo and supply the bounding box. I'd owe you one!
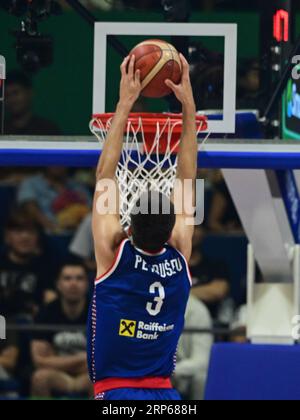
[88,54,197,401]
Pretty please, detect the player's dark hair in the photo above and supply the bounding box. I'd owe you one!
[130,191,176,253]
[6,70,33,89]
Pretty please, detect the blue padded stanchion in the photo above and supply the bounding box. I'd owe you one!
[1,145,300,169]
[205,344,300,401]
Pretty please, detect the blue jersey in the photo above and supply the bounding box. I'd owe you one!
[87,239,191,386]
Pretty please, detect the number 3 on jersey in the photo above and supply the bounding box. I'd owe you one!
[146,282,165,316]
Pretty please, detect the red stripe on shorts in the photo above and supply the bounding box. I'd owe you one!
[94,377,172,395]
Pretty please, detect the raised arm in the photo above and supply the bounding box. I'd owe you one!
[165,54,197,261]
[93,55,141,278]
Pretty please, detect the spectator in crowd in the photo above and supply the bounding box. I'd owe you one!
[17,167,91,234]
[88,0,123,10]
[5,70,61,136]
[237,59,266,113]
[0,210,57,319]
[190,227,230,320]
[0,320,20,398]
[199,0,216,11]
[208,171,242,233]
[31,260,91,398]
[70,214,96,272]
[60,0,123,11]
[230,305,247,344]
[191,63,224,110]
[173,295,213,400]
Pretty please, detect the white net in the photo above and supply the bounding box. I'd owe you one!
[90,114,206,229]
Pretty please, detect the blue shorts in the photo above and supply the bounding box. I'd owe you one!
[96,388,181,401]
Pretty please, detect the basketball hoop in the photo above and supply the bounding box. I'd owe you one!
[90,112,208,228]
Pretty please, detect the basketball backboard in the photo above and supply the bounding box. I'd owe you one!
[93,22,237,134]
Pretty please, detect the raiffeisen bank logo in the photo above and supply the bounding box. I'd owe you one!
[287,79,300,120]
[0,316,5,340]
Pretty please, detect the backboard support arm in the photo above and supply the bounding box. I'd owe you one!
[64,0,129,57]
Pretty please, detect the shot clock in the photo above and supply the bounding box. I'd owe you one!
[274,0,300,140]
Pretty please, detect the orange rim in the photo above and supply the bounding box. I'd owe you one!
[92,113,208,133]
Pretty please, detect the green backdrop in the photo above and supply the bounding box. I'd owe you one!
[0,10,260,135]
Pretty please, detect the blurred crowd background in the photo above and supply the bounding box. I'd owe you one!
[0,0,278,400]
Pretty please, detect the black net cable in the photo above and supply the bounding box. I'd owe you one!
[4,323,243,336]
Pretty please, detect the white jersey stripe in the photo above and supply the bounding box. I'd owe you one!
[134,246,167,257]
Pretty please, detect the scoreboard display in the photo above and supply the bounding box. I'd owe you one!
[274,0,300,139]
[282,70,300,140]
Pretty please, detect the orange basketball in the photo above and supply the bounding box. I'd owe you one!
[129,39,182,98]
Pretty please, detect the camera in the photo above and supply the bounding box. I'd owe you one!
[1,0,61,73]
[15,29,53,73]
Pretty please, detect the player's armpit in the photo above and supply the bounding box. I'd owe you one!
[93,231,125,277]
[92,216,125,274]
[92,186,126,277]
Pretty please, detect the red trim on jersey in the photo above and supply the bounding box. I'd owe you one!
[187,265,193,285]
[95,239,128,283]
[174,248,193,286]
[94,377,172,395]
